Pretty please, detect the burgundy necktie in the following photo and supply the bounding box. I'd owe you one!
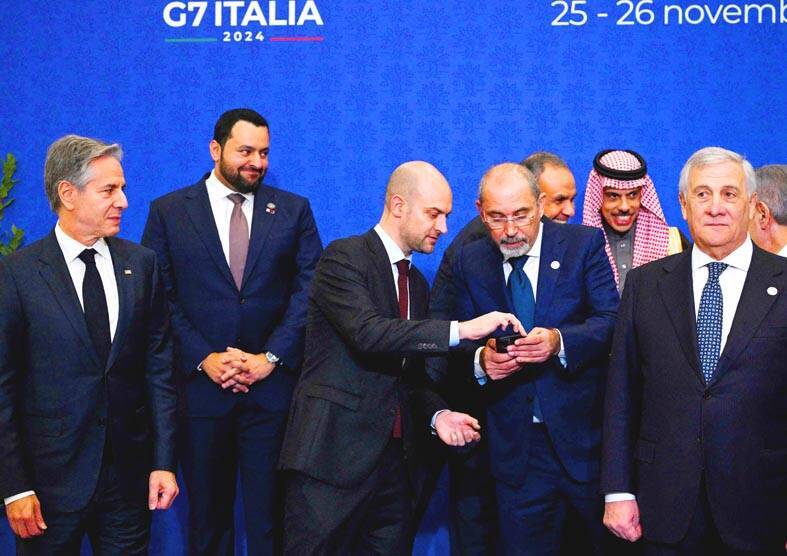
[228,193,249,290]
[392,259,410,438]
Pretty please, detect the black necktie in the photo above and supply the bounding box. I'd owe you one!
[78,249,111,367]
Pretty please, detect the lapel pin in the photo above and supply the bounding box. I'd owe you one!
[767,286,778,296]
[550,260,560,270]
[123,269,132,275]
[265,202,276,215]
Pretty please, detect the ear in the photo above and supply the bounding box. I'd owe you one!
[209,140,222,164]
[678,192,688,221]
[536,192,546,217]
[475,198,483,217]
[58,180,77,211]
[753,199,770,229]
[389,193,406,218]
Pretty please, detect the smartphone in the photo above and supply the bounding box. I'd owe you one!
[495,333,523,353]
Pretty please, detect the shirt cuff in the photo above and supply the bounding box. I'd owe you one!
[5,491,35,505]
[473,347,487,385]
[449,321,460,347]
[605,492,636,503]
[555,329,567,367]
[430,409,450,435]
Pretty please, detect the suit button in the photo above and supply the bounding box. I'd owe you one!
[703,391,711,400]
[240,298,245,304]
[97,417,106,426]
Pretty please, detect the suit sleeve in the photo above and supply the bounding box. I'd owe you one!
[601,267,642,494]
[141,201,213,374]
[0,260,33,498]
[144,254,178,472]
[314,242,451,357]
[558,229,620,375]
[261,200,322,369]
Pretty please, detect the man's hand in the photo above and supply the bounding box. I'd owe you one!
[434,411,481,446]
[506,327,560,364]
[220,347,276,393]
[604,500,642,542]
[481,338,523,381]
[200,351,245,386]
[148,470,179,510]
[5,494,46,539]
[459,311,523,341]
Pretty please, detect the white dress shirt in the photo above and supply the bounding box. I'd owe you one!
[778,243,787,258]
[5,224,120,506]
[205,170,254,265]
[473,222,567,394]
[605,238,754,504]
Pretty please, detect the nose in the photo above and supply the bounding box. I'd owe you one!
[436,214,448,235]
[619,196,630,212]
[707,192,724,215]
[115,188,128,209]
[504,219,518,235]
[564,201,575,217]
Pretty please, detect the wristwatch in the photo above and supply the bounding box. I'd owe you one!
[264,351,281,365]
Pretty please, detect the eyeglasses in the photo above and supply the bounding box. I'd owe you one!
[483,213,537,230]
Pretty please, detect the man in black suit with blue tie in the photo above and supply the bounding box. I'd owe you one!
[142,108,323,555]
[602,147,787,554]
[0,135,179,554]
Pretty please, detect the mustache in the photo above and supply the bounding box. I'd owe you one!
[499,235,528,245]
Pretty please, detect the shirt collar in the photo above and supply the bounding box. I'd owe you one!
[691,236,753,272]
[374,223,411,265]
[205,170,255,204]
[504,221,543,263]
[54,222,110,263]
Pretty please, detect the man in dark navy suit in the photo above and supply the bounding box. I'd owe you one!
[142,108,322,555]
[446,162,619,555]
[602,147,787,554]
[0,135,179,555]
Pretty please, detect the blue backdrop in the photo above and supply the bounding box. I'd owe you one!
[1,1,785,553]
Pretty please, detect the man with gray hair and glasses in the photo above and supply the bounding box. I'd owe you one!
[749,164,787,257]
[602,147,787,553]
[0,135,179,554]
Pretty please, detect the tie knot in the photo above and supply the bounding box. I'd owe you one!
[508,255,528,271]
[228,193,246,206]
[78,248,98,265]
[395,259,410,276]
[706,262,728,281]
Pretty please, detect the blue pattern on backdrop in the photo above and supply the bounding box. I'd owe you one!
[1,1,785,553]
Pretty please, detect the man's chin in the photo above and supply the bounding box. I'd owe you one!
[499,243,531,258]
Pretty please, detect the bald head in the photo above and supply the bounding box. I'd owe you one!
[380,161,452,255]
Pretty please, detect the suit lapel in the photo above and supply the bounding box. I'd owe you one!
[658,251,702,381]
[712,246,783,383]
[534,220,564,323]
[364,230,400,318]
[241,186,277,287]
[36,232,101,368]
[105,238,134,373]
[474,238,513,313]
[409,268,428,320]
[184,180,236,290]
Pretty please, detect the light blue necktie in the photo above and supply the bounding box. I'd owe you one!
[697,262,728,383]
[508,256,543,421]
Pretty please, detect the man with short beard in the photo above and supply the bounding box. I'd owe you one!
[447,163,619,555]
[142,108,323,555]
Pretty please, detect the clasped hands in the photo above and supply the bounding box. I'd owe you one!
[201,347,275,393]
[481,327,561,381]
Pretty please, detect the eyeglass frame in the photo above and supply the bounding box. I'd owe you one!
[482,211,538,230]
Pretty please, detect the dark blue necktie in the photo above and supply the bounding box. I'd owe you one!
[697,262,727,383]
[508,255,542,421]
[78,249,111,368]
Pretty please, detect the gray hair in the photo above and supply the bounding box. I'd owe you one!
[521,151,570,181]
[44,134,123,212]
[478,162,540,202]
[756,164,787,225]
[678,146,756,197]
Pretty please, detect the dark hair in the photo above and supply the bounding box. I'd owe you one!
[213,108,269,147]
[520,151,570,181]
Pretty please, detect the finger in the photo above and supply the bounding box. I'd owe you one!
[34,503,46,530]
[148,482,159,510]
[22,516,42,537]
[233,384,249,393]
[157,487,176,510]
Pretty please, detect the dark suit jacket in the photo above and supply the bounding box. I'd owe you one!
[448,220,619,486]
[142,176,322,416]
[0,233,177,511]
[602,244,787,550]
[279,230,452,498]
